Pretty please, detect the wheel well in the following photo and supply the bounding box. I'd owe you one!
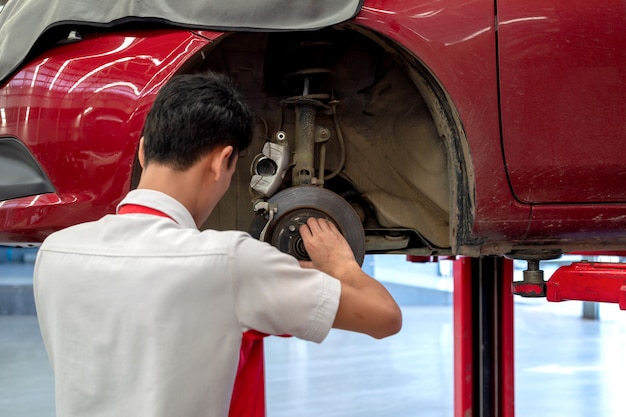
[132,26,475,255]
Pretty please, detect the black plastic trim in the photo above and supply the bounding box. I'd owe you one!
[0,137,55,201]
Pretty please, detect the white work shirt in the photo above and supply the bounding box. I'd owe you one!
[34,189,341,417]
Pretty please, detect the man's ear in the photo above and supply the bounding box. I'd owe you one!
[138,137,146,169]
[210,145,234,181]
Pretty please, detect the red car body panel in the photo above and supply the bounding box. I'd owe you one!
[497,0,626,245]
[1,0,625,254]
[0,30,214,243]
[499,0,626,204]
[355,1,531,243]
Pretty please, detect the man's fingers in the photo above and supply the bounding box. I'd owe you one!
[324,219,340,234]
[319,218,334,232]
[299,222,312,240]
[305,217,324,234]
[305,217,338,234]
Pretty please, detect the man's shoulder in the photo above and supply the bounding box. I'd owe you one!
[200,229,256,250]
[40,219,273,259]
[41,217,110,248]
[37,223,108,262]
[200,229,294,263]
[213,230,269,248]
[224,230,301,268]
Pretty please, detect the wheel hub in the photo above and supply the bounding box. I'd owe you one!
[250,187,365,265]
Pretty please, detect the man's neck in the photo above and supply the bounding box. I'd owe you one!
[136,163,218,228]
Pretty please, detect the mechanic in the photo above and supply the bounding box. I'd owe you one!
[33,72,402,417]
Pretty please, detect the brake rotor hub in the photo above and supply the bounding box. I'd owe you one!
[250,187,365,265]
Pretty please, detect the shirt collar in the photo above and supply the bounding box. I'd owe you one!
[116,189,197,229]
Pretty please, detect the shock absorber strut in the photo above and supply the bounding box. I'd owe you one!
[281,41,335,186]
[293,76,317,186]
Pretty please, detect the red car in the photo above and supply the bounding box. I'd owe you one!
[1,0,625,265]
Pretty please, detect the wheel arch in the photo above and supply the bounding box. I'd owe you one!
[344,24,477,255]
[130,26,477,255]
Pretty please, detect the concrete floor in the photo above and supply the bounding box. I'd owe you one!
[1,315,55,417]
[268,299,626,417]
[2,257,626,416]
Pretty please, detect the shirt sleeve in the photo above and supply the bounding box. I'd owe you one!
[230,232,341,343]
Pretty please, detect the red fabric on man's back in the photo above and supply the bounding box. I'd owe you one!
[118,204,175,220]
[229,331,268,417]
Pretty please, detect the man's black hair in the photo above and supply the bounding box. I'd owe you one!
[142,72,254,170]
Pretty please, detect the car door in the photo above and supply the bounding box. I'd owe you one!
[498,0,626,204]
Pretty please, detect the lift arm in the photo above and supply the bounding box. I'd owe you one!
[513,261,626,310]
[546,261,626,310]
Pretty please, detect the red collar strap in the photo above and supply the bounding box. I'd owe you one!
[118,204,176,222]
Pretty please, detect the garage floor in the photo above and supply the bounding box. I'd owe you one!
[1,259,625,417]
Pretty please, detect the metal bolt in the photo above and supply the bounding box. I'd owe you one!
[513,259,547,297]
[275,131,287,142]
[315,127,331,143]
[523,259,544,284]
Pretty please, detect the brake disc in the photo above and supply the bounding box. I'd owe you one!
[250,187,365,265]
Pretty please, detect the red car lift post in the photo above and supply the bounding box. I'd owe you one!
[453,255,626,417]
[454,257,515,417]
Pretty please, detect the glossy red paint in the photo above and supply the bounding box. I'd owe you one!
[499,0,626,204]
[0,30,212,243]
[356,0,531,241]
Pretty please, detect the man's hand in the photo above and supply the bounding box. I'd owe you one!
[299,216,402,338]
[298,216,402,339]
[298,217,361,280]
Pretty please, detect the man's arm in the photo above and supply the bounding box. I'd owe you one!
[299,217,402,339]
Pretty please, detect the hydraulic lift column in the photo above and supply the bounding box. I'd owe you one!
[454,257,515,417]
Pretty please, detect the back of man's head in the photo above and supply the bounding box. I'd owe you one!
[142,72,254,170]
